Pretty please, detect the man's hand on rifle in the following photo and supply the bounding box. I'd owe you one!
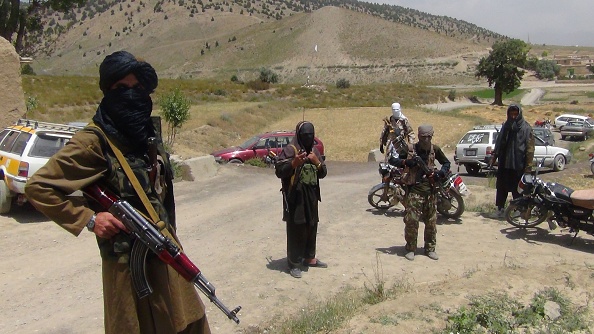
[403,159,417,168]
[92,211,130,238]
[432,169,445,180]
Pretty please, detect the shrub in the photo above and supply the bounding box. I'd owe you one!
[259,68,279,83]
[336,78,350,89]
[159,88,191,145]
[448,89,456,101]
[21,64,36,75]
[246,80,270,91]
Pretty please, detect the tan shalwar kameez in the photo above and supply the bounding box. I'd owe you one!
[25,129,208,334]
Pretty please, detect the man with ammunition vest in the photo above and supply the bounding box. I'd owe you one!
[389,124,450,261]
[25,51,210,333]
[379,102,415,156]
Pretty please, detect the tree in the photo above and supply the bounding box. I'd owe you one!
[475,39,529,106]
[0,0,85,54]
[534,59,560,80]
[159,88,191,146]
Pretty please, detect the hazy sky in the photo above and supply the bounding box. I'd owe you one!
[371,0,592,47]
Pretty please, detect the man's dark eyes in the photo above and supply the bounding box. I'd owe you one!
[115,83,144,90]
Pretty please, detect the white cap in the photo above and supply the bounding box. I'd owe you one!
[391,102,401,119]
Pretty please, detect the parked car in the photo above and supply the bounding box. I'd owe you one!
[533,127,555,146]
[559,120,594,141]
[532,136,571,171]
[454,125,571,175]
[553,114,593,129]
[211,130,325,164]
[454,125,500,175]
[0,119,83,213]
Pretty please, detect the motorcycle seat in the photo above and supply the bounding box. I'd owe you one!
[570,189,594,210]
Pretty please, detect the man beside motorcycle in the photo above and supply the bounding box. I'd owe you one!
[388,124,450,261]
[489,104,535,218]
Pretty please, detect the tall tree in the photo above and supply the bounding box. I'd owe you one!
[0,0,84,54]
[476,39,530,106]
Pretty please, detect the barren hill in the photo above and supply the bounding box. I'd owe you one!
[32,1,492,84]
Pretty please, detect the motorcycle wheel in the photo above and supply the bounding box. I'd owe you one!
[437,190,465,219]
[504,202,548,228]
[368,184,402,210]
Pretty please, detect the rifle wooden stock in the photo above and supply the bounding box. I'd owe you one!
[83,184,241,324]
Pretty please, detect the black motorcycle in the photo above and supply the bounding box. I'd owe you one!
[504,159,594,238]
[367,161,468,219]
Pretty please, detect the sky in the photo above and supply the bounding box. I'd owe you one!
[371,0,593,47]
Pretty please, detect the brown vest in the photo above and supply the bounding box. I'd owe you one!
[402,143,435,186]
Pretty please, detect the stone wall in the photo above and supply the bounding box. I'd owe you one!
[0,37,26,128]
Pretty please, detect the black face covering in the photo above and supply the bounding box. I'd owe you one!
[297,122,315,154]
[93,86,154,151]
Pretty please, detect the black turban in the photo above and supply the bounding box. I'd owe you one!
[99,51,158,94]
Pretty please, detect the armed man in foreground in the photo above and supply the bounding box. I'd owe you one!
[25,51,211,333]
[388,124,450,261]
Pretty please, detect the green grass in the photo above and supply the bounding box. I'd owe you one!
[466,88,525,99]
[22,75,445,119]
[440,288,591,334]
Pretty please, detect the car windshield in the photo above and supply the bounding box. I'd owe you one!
[459,132,490,144]
[566,121,584,127]
[28,134,70,158]
[238,135,261,149]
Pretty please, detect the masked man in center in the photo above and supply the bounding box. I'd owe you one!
[275,121,327,279]
[389,124,450,261]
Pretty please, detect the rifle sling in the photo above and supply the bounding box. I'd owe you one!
[87,125,181,248]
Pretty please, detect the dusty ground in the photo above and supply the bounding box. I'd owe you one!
[1,158,593,333]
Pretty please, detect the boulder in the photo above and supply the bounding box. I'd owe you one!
[0,37,26,128]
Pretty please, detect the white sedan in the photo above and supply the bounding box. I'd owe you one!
[533,136,571,171]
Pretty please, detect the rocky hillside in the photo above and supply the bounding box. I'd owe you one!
[29,0,502,84]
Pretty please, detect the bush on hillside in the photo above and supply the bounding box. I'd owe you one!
[336,78,350,89]
[246,80,270,91]
[448,89,456,101]
[259,68,279,84]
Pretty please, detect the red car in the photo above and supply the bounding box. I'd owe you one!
[211,130,325,163]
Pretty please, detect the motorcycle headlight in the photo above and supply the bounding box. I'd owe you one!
[378,162,391,176]
[517,174,534,194]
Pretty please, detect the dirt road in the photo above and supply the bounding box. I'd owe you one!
[1,161,593,333]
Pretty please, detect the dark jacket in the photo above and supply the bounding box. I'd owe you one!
[275,142,327,224]
[493,105,535,174]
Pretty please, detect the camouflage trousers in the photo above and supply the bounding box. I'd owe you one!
[403,191,437,252]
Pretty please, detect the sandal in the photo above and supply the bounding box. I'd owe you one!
[304,259,328,268]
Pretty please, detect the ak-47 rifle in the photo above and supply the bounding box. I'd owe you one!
[83,184,241,324]
[412,154,437,186]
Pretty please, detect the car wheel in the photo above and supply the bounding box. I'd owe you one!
[228,158,243,164]
[553,155,565,172]
[465,164,480,176]
[0,180,12,214]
